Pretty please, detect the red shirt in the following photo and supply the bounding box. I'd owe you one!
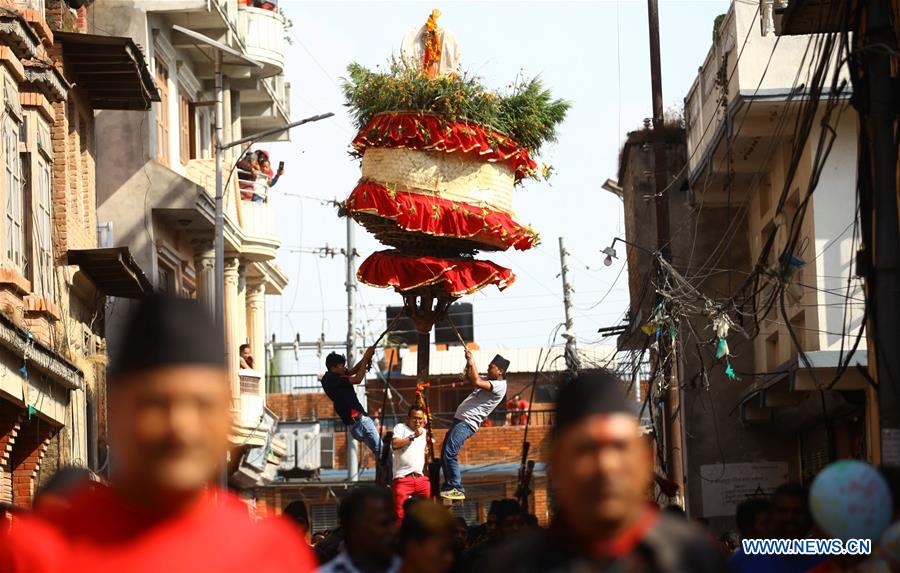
[0,485,315,573]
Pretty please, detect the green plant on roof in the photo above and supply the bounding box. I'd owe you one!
[341,59,570,156]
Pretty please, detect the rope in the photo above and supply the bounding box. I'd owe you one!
[369,312,404,352]
[444,310,467,347]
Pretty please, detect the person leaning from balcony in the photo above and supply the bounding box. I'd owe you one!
[239,343,255,370]
[256,150,284,190]
[321,349,389,474]
[439,352,509,502]
[0,295,315,573]
[237,150,261,201]
[476,369,728,573]
[391,406,430,522]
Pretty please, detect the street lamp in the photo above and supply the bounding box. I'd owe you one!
[602,237,656,267]
[171,25,334,492]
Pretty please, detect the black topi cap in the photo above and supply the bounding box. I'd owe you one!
[554,369,636,433]
[490,354,510,373]
[108,295,225,381]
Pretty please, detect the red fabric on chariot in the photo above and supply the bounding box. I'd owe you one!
[352,112,537,181]
[357,250,515,296]
[346,181,537,251]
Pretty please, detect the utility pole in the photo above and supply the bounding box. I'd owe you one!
[647,0,685,506]
[857,0,900,466]
[346,216,360,480]
[558,237,579,371]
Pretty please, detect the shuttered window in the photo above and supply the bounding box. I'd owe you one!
[310,503,339,533]
[154,55,170,166]
[178,90,191,165]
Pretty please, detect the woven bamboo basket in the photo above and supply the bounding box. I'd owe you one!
[360,147,516,214]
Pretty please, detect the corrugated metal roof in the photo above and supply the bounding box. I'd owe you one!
[399,345,618,377]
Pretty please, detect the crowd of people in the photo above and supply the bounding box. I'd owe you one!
[1,295,899,573]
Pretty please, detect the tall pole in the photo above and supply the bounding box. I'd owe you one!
[213,50,228,492]
[647,0,684,506]
[858,0,900,465]
[346,216,359,480]
[558,237,579,371]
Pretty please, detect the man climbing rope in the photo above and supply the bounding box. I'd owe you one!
[440,351,509,501]
[321,349,389,475]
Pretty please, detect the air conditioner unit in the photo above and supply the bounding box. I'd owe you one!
[277,422,321,472]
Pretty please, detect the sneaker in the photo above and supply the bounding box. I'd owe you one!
[440,488,466,501]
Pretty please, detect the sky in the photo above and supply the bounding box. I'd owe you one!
[263,0,729,372]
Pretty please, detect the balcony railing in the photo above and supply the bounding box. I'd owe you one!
[237,2,286,77]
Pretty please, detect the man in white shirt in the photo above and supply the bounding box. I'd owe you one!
[440,352,510,501]
[391,406,429,521]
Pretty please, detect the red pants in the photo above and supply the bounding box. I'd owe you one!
[393,474,431,521]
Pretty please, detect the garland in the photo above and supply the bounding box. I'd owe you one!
[346,181,538,251]
[352,112,537,181]
[357,250,515,296]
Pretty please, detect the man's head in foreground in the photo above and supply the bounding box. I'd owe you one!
[736,497,770,539]
[107,296,230,502]
[770,483,811,539]
[548,369,652,540]
[340,486,396,565]
[400,500,457,573]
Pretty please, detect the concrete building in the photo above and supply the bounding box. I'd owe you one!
[89,0,292,488]
[0,0,158,506]
[615,0,870,531]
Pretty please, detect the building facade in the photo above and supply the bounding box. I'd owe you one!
[0,0,159,507]
[90,0,292,488]
[615,0,871,531]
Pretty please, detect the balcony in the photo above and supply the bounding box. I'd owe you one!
[684,2,848,189]
[237,2,286,78]
[237,171,280,261]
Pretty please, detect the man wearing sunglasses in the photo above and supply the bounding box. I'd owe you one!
[391,406,430,521]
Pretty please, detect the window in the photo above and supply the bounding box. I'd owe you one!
[33,157,52,297]
[309,504,338,533]
[197,107,212,159]
[178,89,192,165]
[319,431,334,469]
[181,263,196,299]
[154,55,170,166]
[4,115,23,268]
[157,261,176,294]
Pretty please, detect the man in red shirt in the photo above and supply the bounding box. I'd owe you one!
[0,296,315,573]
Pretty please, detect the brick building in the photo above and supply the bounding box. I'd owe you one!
[0,0,157,507]
[253,344,617,531]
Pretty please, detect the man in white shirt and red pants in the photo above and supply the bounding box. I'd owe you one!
[391,405,430,521]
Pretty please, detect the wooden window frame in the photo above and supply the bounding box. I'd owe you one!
[154,54,170,167]
[178,88,193,166]
[3,114,23,270]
